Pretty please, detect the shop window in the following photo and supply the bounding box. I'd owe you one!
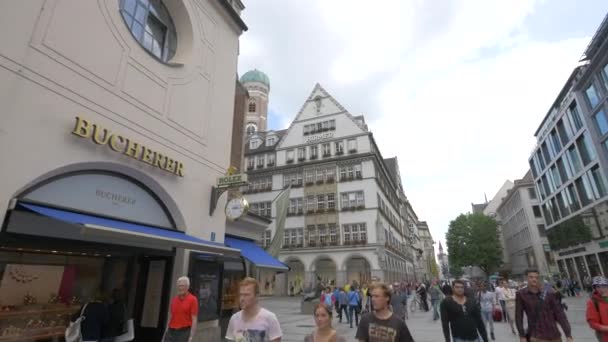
[189,254,221,322]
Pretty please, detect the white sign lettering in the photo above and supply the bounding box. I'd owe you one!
[304,132,334,143]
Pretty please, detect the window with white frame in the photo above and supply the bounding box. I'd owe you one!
[351,224,360,242]
[304,125,311,135]
[354,164,362,178]
[306,195,316,212]
[286,149,294,162]
[343,225,351,243]
[257,155,265,168]
[327,193,335,209]
[317,194,326,210]
[329,120,336,130]
[310,146,318,159]
[263,230,271,248]
[267,153,276,166]
[266,137,276,146]
[305,169,315,184]
[296,228,304,246]
[329,223,338,244]
[348,139,357,152]
[307,225,317,246]
[318,224,327,245]
[252,201,271,217]
[327,167,336,182]
[335,141,344,154]
[340,191,364,209]
[289,229,297,246]
[316,169,325,182]
[322,143,331,157]
[283,229,290,247]
[298,148,306,160]
[250,139,260,149]
[322,121,329,131]
[247,157,254,170]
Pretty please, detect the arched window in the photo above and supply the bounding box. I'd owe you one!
[119,0,177,62]
[246,124,257,136]
[248,102,256,112]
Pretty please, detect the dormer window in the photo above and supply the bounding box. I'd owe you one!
[248,102,256,112]
[250,139,260,149]
[266,137,276,146]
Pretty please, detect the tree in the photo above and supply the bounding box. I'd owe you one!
[446,213,503,276]
[430,261,439,278]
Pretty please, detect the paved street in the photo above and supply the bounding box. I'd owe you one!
[260,295,597,342]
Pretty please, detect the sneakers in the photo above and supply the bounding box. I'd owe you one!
[490,332,495,340]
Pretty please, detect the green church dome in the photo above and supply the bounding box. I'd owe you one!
[240,69,270,88]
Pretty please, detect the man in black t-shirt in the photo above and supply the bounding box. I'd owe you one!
[440,279,488,342]
[356,282,414,342]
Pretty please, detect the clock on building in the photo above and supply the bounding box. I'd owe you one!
[225,195,249,221]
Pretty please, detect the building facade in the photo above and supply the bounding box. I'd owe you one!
[417,221,436,281]
[528,14,608,284]
[496,172,556,279]
[0,1,247,341]
[242,83,424,294]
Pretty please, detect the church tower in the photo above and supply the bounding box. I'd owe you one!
[240,69,270,137]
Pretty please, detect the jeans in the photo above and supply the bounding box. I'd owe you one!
[339,305,348,322]
[499,300,507,321]
[481,309,494,334]
[163,328,191,342]
[431,299,440,320]
[348,304,359,327]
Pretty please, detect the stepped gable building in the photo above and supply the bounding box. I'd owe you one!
[242,83,425,294]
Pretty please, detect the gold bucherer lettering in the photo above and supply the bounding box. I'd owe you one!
[71,116,184,177]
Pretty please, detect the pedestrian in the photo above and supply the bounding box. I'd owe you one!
[500,278,517,335]
[390,282,408,322]
[440,279,488,342]
[417,283,429,312]
[355,282,414,342]
[338,287,348,324]
[104,288,128,341]
[495,279,506,323]
[304,303,346,342]
[429,281,443,321]
[477,282,496,341]
[163,276,198,342]
[70,292,109,342]
[361,283,370,314]
[442,281,453,296]
[348,286,361,328]
[586,276,608,341]
[320,287,334,309]
[515,269,573,342]
[225,277,282,342]
[333,286,341,317]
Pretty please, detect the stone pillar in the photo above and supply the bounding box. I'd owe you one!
[336,270,347,287]
[371,269,385,282]
[275,272,287,296]
[305,271,316,288]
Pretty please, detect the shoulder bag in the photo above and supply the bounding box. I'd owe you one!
[65,303,88,342]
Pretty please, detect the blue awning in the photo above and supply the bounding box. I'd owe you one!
[224,236,288,271]
[17,203,239,254]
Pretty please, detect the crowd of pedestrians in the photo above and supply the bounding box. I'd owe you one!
[154,269,608,342]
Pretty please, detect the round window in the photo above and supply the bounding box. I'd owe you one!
[119,0,177,63]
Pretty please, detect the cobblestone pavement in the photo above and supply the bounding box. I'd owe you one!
[259,294,597,342]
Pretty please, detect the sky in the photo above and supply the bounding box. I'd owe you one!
[237,0,608,253]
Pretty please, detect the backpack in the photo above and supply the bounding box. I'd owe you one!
[591,298,603,342]
[65,303,88,342]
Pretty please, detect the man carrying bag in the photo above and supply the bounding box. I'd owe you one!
[515,269,573,342]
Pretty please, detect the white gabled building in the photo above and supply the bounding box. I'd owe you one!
[241,83,424,295]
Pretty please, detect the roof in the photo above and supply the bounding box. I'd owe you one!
[471,203,487,214]
[383,157,399,184]
[240,69,270,88]
[581,13,608,61]
[244,129,287,155]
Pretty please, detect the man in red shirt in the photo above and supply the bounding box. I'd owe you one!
[163,276,198,342]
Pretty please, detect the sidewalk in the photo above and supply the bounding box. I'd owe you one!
[260,294,598,342]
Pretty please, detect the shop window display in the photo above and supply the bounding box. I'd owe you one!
[0,247,127,341]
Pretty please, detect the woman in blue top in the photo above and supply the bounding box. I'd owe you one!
[347,286,361,328]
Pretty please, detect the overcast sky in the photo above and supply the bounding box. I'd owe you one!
[237,1,608,253]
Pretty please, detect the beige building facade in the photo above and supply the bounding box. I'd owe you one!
[0,1,246,341]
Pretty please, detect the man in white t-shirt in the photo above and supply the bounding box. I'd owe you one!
[226,277,282,342]
[495,280,507,322]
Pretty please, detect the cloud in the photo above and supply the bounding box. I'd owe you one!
[239,0,595,252]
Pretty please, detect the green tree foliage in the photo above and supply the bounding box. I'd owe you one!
[446,213,503,275]
[546,215,592,250]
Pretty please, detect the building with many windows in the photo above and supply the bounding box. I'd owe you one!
[496,171,556,279]
[528,14,608,283]
[242,84,425,294]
